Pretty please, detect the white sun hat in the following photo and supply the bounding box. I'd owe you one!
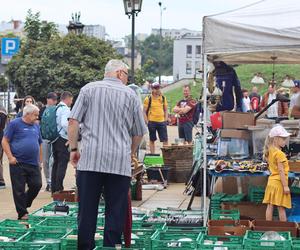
[269,125,291,138]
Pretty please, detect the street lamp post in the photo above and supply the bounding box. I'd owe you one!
[67,12,85,35]
[123,0,143,84]
[158,2,166,85]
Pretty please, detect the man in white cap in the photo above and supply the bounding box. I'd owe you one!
[143,82,168,153]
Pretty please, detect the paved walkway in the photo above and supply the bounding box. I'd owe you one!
[0,126,200,220]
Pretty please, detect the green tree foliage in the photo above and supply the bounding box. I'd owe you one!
[7,34,120,100]
[6,10,120,101]
[24,9,58,42]
[139,34,173,78]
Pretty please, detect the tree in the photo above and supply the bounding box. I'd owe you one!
[7,34,121,101]
[24,9,58,42]
[139,34,173,78]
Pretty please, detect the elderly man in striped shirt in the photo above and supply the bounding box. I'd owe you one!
[68,59,147,249]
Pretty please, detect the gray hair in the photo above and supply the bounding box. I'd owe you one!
[104,59,128,74]
[23,104,39,117]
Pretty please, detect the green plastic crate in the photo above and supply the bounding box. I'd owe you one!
[32,225,71,234]
[143,155,164,166]
[18,231,66,250]
[2,244,49,250]
[162,226,207,234]
[211,209,240,220]
[29,208,74,225]
[95,247,144,250]
[150,230,201,249]
[197,234,243,249]
[0,219,29,229]
[132,222,165,231]
[221,194,245,202]
[293,238,300,250]
[130,228,156,250]
[36,217,77,229]
[60,228,103,250]
[248,186,265,203]
[0,227,28,249]
[290,186,300,195]
[243,230,292,250]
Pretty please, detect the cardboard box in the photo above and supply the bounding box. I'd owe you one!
[220,129,250,140]
[288,161,300,172]
[222,112,254,129]
[208,220,251,236]
[252,220,298,237]
[256,118,275,127]
[222,202,266,220]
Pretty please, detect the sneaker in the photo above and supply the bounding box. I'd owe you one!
[0,182,6,189]
[45,184,51,192]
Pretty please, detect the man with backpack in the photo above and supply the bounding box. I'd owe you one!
[51,91,73,194]
[39,92,58,192]
[143,82,168,154]
[173,85,196,144]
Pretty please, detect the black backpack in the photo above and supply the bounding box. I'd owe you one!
[146,95,166,117]
[192,102,203,125]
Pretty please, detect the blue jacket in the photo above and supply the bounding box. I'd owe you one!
[214,62,243,112]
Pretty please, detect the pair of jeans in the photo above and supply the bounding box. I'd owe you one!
[42,139,53,185]
[52,137,70,193]
[9,163,42,219]
[76,171,130,250]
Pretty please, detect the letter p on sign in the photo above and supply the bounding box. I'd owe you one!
[5,40,16,54]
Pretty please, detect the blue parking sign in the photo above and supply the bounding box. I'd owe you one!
[1,38,20,56]
[1,37,20,64]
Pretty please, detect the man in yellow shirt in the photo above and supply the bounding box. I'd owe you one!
[143,82,168,154]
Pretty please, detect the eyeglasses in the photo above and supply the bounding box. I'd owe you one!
[121,70,128,76]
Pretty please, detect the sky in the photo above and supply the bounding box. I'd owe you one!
[0,0,258,39]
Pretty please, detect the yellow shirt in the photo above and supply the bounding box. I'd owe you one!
[143,95,168,122]
[268,146,289,181]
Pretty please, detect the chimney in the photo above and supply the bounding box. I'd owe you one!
[13,20,21,30]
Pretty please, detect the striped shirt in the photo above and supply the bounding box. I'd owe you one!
[69,77,147,177]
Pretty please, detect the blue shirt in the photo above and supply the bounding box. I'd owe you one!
[56,102,70,140]
[4,118,42,166]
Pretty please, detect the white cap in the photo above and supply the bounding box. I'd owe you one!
[269,125,291,138]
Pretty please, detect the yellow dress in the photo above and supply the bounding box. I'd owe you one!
[262,146,291,208]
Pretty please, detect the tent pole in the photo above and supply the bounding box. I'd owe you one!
[202,55,208,226]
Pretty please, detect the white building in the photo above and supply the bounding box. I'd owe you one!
[173,34,203,81]
[83,25,106,40]
[151,28,201,40]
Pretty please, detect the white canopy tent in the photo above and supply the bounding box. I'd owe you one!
[201,0,300,222]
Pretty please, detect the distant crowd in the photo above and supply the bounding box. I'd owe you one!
[241,81,300,119]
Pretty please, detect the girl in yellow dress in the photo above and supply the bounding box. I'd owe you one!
[262,125,291,221]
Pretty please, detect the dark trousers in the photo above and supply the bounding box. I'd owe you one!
[52,137,70,193]
[9,163,42,219]
[76,171,130,250]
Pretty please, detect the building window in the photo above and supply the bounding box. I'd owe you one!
[195,61,201,73]
[196,45,201,58]
[186,45,192,58]
[186,61,192,74]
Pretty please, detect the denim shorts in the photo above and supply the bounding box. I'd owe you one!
[148,121,168,142]
[178,121,193,142]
